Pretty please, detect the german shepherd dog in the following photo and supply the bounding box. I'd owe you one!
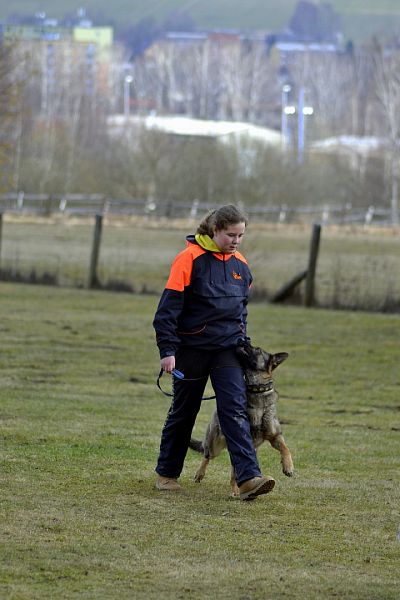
[189,343,294,496]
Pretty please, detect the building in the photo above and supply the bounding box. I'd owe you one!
[1,14,114,115]
[108,114,283,146]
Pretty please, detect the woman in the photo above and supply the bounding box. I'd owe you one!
[153,204,275,500]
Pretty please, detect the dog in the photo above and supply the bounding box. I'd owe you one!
[189,343,294,496]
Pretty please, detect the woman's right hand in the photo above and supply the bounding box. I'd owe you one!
[161,355,175,373]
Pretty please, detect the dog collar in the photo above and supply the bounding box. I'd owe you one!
[246,380,274,395]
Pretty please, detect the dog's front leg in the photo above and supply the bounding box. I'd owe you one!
[230,466,240,497]
[194,457,209,483]
[270,434,294,476]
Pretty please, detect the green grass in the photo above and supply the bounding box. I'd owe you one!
[0,282,399,599]
[2,1,400,41]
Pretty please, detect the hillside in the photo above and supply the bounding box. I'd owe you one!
[1,0,400,42]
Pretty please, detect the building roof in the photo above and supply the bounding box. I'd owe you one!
[310,135,387,156]
[108,114,282,146]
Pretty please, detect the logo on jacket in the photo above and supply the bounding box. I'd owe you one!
[232,271,242,280]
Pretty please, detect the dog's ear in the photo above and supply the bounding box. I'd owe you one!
[236,340,251,356]
[236,343,261,369]
[236,338,251,349]
[236,343,251,364]
[271,352,289,370]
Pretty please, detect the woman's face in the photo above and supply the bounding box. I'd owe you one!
[213,222,246,254]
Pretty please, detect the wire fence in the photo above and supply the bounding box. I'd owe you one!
[0,210,399,313]
[0,192,397,227]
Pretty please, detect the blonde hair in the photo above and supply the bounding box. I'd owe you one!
[197,204,248,236]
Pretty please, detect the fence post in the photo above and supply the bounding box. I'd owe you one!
[304,223,321,307]
[88,214,103,288]
[270,269,308,303]
[365,205,374,226]
[278,204,287,223]
[17,191,24,210]
[190,199,199,219]
[0,212,2,271]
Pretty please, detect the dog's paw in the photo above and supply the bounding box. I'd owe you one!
[283,468,295,477]
[194,472,204,483]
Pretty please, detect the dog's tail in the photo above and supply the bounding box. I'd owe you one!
[189,438,204,454]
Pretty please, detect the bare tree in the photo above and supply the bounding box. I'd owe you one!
[217,39,279,124]
[11,38,115,195]
[135,36,280,123]
[373,41,400,225]
[0,43,25,193]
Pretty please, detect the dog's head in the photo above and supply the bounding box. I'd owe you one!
[236,342,288,376]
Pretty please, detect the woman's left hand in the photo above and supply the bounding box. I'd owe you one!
[161,355,175,373]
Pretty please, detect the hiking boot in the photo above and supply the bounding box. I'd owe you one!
[156,476,183,491]
[239,476,275,501]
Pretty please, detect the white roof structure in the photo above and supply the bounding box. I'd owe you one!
[108,114,283,147]
[310,135,387,156]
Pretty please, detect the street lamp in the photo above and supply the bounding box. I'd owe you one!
[124,75,133,118]
[281,84,292,150]
[297,87,314,163]
[281,85,314,158]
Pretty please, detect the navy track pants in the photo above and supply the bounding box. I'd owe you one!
[155,346,261,486]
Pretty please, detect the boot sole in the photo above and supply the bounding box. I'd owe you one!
[240,477,275,501]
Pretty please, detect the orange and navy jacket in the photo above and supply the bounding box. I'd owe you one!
[153,234,252,358]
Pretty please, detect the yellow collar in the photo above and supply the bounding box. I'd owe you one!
[195,233,221,252]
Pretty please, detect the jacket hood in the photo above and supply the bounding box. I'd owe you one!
[186,233,221,253]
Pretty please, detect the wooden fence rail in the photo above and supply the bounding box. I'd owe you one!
[0,193,397,227]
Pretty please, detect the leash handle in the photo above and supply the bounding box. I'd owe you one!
[157,369,184,397]
[172,369,184,379]
[156,369,216,400]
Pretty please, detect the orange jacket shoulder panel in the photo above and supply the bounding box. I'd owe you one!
[165,244,205,292]
[232,250,248,265]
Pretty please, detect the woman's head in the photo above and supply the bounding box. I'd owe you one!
[197,204,248,254]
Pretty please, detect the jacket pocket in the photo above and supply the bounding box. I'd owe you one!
[177,323,207,335]
[192,280,247,298]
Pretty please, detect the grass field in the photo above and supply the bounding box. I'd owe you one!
[2,0,400,41]
[0,282,399,599]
